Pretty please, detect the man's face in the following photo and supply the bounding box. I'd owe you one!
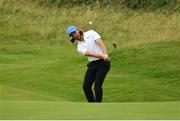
[70,30,81,40]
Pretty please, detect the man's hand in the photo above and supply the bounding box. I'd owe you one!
[100,54,109,61]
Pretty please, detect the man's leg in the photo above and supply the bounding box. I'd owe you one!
[94,61,110,102]
[83,66,96,102]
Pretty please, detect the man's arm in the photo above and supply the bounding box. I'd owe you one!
[84,50,109,61]
[96,39,108,56]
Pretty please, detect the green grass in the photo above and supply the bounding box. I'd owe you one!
[0,41,179,102]
[0,0,180,119]
[0,101,180,119]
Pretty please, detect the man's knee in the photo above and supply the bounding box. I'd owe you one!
[94,84,102,91]
[83,84,91,91]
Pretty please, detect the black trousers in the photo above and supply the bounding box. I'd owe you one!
[83,59,110,102]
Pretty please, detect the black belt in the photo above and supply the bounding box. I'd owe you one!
[87,59,110,67]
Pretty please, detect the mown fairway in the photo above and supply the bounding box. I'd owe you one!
[0,0,180,119]
[0,101,180,119]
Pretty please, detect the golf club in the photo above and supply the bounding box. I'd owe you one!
[109,42,117,58]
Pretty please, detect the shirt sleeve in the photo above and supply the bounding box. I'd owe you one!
[91,30,101,41]
[77,44,87,55]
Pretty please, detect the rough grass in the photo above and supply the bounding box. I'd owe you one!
[0,0,180,102]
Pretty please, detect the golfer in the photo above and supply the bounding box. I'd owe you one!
[66,26,110,102]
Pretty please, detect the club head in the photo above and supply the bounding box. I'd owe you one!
[113,43,117,49]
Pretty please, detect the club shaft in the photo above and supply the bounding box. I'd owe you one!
[109,48,116,57]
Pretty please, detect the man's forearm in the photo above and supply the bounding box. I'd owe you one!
[84,50,102,58]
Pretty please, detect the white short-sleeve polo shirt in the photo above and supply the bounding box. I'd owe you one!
[77,30,103,62]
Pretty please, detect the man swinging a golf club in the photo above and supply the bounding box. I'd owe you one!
[66,26,111,102]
